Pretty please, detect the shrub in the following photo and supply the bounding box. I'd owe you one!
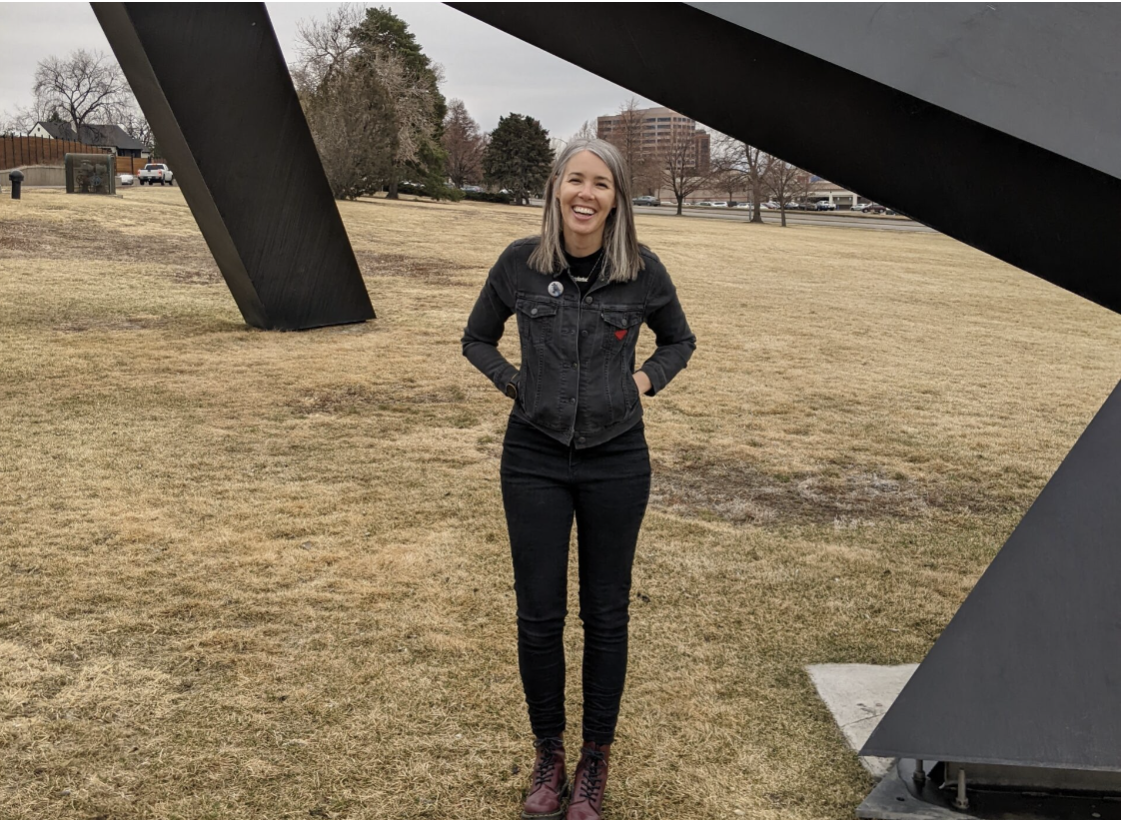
[464,190,513,204]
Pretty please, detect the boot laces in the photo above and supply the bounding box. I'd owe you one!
[532,737,563,788]
[578,749,606,800]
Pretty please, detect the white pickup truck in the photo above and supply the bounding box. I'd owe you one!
[138,163,174,185]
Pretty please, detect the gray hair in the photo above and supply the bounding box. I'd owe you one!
[528,138,646,283]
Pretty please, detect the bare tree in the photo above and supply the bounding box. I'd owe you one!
[1,97,56,136]
[662,128,710,215]
[442,99,485,187]
[548,136,568,159]
[33,49,131,135]
[708,133,778,222]
[741,143,773,223]
[568,120,596,143]
[709,133,746,203]
[292,4,364,90]
[293,6,397,200]
[295,5,447,200]
[763,157,811,227]
[603,98,659,196]
[118,102,153,153]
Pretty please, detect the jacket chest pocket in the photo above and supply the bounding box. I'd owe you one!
[516,298,558,347]
[600,309,643,351]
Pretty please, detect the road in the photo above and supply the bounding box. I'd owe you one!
[632,205,936,232]
[527,199,934,233]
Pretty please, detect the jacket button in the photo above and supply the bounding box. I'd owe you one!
[530,308,538,315]
[584,296,593,304]
[581,330,588,336]
[578,436,586,444]
[570,397,576,404]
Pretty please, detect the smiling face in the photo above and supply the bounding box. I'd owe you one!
[554,150,617,255]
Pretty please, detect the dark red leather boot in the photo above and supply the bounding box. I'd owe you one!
[564,741,610,820]
[522,736,569,819]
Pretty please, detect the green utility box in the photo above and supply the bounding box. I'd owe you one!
[65,153,116,195]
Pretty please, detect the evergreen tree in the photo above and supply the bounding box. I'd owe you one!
[302,63,398,200]
[293,5,397,200]
[352,7,448,199]
[482,113,552,206]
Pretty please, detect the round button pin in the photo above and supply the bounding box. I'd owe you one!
[548,281,564,297]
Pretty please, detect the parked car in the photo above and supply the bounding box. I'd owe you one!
[733,202,752,209]
[864,203,887,214]
[461,185,483,193]
[709,201,729,208]
[761,201,779,210]
[815,201,837,211]
[632,195,660,206]
[116,173,135,186]
[138,163,174,185]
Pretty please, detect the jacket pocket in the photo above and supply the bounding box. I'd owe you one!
[600,309,643,350]
[516,298,558,348]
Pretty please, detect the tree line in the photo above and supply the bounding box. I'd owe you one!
[3,6,815,226]
[292,6,556,204]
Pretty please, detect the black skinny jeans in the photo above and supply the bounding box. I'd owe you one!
[500,414,651,745]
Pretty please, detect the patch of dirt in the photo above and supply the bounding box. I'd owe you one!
[0,216,221,284]
[56,315,168,333]
[651,450,1005,527]
[2,218,470,290]
[353,251,470,286]
[291,383,467,416]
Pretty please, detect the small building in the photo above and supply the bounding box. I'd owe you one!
[804,178,871,210]
[30,121,145,158]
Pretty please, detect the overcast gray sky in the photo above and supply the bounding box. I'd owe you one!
[0,2,669,139]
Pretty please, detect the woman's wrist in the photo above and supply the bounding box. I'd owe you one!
[633,370,652,395]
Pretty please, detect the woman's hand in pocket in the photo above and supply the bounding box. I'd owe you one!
[633,370,652,397]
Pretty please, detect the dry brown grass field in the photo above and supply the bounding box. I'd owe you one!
[1,187,1117,820]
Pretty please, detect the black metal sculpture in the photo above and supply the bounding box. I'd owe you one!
[860,386,1119,818]
[93,4,374,331]
[445,3,1120,817]
[88,2,1119,814]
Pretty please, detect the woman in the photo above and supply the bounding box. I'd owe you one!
[462,138,696,820]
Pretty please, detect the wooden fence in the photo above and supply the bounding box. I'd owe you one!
[1,136,111,171]
[116,155,157,175]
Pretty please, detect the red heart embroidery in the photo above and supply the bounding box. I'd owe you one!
[614,329,627,341]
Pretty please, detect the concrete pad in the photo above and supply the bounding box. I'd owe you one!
[806,663,919,778]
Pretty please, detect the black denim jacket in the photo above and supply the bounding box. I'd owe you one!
[462,237,696,449]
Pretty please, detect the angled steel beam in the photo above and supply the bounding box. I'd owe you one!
[861,384,1120,772]
[447,4,1122,813]
[93,3,375,330]
[448,3,1120,313]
